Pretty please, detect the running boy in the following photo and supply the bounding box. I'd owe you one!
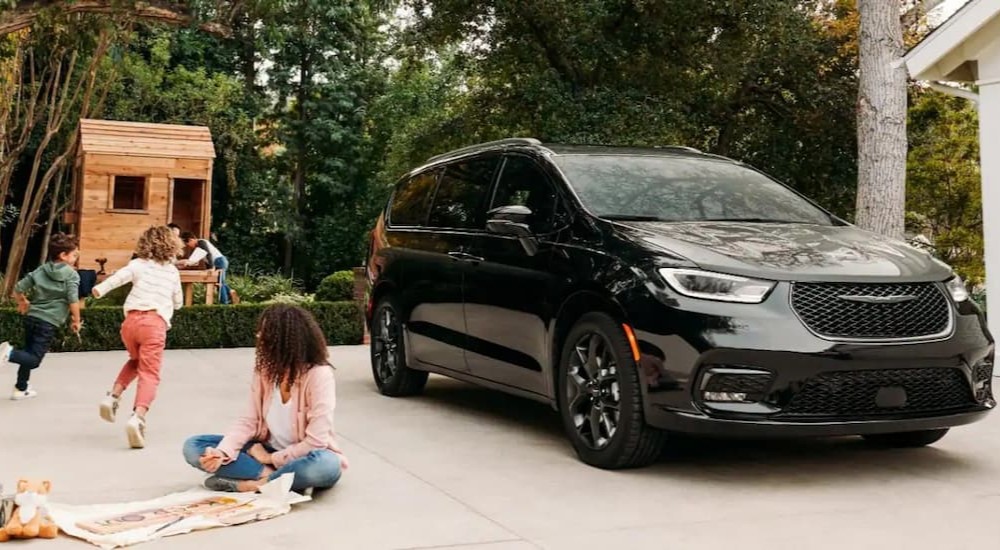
[91,225,183,449]
[0,233,82,400]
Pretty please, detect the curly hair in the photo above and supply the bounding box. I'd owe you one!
[255,304,330,387]
[48,232,79,261]
[135,225,183,263]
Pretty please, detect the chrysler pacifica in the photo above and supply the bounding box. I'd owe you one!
[364,138,994,469]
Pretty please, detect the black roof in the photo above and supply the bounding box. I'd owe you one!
[542,143,715,158]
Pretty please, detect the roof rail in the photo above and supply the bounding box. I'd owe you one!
[426,138,542,163]
[652,145,703,153]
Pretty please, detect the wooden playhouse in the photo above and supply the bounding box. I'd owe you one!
[66,119,216,272]
[64,119,222,303]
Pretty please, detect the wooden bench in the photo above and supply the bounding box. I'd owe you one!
[94,269,223,306]
[180,269,222,306]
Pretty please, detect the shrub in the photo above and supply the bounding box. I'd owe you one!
[0,301,363,352]
[972,287,987,315]
[315,270,356,302]
[228,273,301,303]
[183,273,305,304]
[266,292,315,305]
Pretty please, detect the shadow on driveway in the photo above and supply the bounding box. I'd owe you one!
[416,377,985,484]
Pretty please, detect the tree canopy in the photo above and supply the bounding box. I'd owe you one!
[0,0,986,288]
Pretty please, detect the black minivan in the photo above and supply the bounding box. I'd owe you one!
[365,138,994,469]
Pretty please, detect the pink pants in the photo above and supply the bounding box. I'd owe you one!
[115,311,167,411]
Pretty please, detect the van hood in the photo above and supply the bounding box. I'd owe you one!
[615,221,953,283]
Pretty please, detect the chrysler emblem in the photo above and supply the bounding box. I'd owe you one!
[837,294,917,304]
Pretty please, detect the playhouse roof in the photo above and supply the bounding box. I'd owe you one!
[79,119,216,160]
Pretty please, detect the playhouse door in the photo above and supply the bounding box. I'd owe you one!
[171,178,207,236]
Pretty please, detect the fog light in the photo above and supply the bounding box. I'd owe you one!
[703,391,749,402]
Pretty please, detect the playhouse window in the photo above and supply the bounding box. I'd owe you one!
[112,176,147,211]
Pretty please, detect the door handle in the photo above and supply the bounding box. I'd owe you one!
[447,251,484,263]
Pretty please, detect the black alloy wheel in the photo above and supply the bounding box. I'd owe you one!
[370,297,428,396]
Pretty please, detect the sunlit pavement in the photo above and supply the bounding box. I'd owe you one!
[3,345,999,549]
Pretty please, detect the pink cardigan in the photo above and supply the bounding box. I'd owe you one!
[217,365,349,470]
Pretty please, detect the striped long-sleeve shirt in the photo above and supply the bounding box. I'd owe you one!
[93,259,183,328]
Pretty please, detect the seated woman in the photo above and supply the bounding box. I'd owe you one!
[182,304,348,493]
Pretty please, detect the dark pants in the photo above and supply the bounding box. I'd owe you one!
[214,256,231,305]
[10,316,58,391]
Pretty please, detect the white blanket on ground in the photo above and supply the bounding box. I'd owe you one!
[48,474,309,549]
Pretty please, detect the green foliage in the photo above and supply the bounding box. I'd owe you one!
[265,292,315,305]
[972,288,987,314]
[906,88,983,284]
[180,272,305,304]
[0,302,362,352]
[390,0,861,216]
[3,0,989,305]
[315,270,356,302]
[246,0,387,286]
[227,273,302,303]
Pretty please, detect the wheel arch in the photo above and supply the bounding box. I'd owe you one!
[548,287,631,406]
[367,280,397,328]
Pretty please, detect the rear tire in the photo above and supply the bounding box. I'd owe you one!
[557,312,667,469]
[370,297,428,397]
[862,428,949,448]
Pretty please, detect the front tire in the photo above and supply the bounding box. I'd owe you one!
[370,297,428,397]
[862,428,949,448]
[557,312,667,469]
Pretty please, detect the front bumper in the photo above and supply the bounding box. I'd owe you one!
[623,282,995,437]
[645,407,992,438]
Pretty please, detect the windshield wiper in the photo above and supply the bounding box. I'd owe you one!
[600,214,667,222]
[700,217,806,224]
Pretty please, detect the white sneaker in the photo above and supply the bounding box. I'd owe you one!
[0,341,12,364]
[99,393,120,423]
[126,414,146,449]
[11,386,37,400]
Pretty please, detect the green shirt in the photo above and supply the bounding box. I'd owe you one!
[14,262,80,327]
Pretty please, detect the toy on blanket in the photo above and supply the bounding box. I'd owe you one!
[0,480,59,542]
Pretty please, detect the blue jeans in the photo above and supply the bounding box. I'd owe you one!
[213,256,231,305]
[182,434,342,492]
[10,316,58,391]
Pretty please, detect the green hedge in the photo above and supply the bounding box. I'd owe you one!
[0,302,363,352]
[315,271,355,302]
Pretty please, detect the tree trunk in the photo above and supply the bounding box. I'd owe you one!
[2,31,111,297]
[856,0,908,240]
[0,0,231,37]
[284,17,311,276]
[38,165,68,265]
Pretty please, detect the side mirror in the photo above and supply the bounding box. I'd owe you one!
[487,205,538,256]
[487,204,531,223]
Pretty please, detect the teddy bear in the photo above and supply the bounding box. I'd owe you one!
[0,480,59,542]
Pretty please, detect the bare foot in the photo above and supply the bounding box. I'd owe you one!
[235,479,264,492]
[235,468,274,493]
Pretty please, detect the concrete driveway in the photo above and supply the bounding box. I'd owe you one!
[2,345,999,549]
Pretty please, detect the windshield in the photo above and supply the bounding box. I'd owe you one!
[552,154,833,225]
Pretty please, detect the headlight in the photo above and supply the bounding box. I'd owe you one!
[945,276,969,302]
[659,268,775,303]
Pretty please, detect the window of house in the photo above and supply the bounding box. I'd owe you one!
[112,176,147,211]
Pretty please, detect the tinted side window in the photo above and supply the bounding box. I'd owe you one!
[389,170,438,226]
[427,157,499,229]
[490,156,559,233]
